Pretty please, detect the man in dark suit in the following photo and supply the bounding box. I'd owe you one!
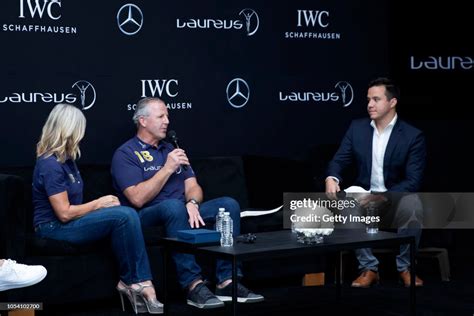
[326,77,426,288]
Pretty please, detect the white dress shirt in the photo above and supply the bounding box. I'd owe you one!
[370,115,398,192]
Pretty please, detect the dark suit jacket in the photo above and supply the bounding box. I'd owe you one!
[326,117,426,192]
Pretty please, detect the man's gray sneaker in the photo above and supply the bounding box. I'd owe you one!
[215,282,264,303]
[187,282,224,309]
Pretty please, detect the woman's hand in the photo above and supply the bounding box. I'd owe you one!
[96,195,121,209]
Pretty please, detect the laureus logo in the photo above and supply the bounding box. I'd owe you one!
[0,80,97,110]
[335,81,353,107]
[72,80,96,110]
[239,8,259,36]
[176,8,259,36]
[410,56,473,71]
[279,81,353,107]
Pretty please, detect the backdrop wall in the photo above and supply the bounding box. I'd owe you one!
[388,0,473,191]
[0,0,390,166]
[1,0,472,193]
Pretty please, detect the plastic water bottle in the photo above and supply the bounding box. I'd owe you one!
[221,212,233,247]
[366,201,379,234]
[216,208,225,234]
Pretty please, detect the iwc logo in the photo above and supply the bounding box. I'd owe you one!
[2,0,78,34]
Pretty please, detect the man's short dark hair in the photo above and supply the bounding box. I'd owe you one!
[368,77,400,101]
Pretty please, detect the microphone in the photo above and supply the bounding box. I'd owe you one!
[167,130,188,170]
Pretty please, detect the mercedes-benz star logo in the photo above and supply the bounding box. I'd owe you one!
[226,78,250,108]
[239,8,259,36]
[72,80,96,111]
[117,4,143,36]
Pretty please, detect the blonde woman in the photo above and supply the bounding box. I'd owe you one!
[32,104,162,314]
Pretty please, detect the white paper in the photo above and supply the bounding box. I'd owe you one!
[240,205,282,217]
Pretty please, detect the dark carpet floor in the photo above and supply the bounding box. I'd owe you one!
[35,281,474,316]
[36,256,474,316]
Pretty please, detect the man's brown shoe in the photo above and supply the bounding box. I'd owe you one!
[351,270,379,288]
[399,270,423,287]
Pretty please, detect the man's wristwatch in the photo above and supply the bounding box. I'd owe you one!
[186,198,200,208]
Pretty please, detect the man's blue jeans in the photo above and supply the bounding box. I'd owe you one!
[139,197,242,289]
[35,206,152,285]
[353,194,424,272]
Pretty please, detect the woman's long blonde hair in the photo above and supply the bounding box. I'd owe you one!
[36,103,86,163]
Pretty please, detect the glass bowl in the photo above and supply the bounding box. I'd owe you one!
[294,228,334,244]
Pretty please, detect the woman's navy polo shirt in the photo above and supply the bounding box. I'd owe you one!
[111,137,195,208]
[32,155,83,226]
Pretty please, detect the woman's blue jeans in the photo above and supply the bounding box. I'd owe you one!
[139,197,242,289]
[35,206,152,285]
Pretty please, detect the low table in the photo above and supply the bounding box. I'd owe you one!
[161,230,416,315]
